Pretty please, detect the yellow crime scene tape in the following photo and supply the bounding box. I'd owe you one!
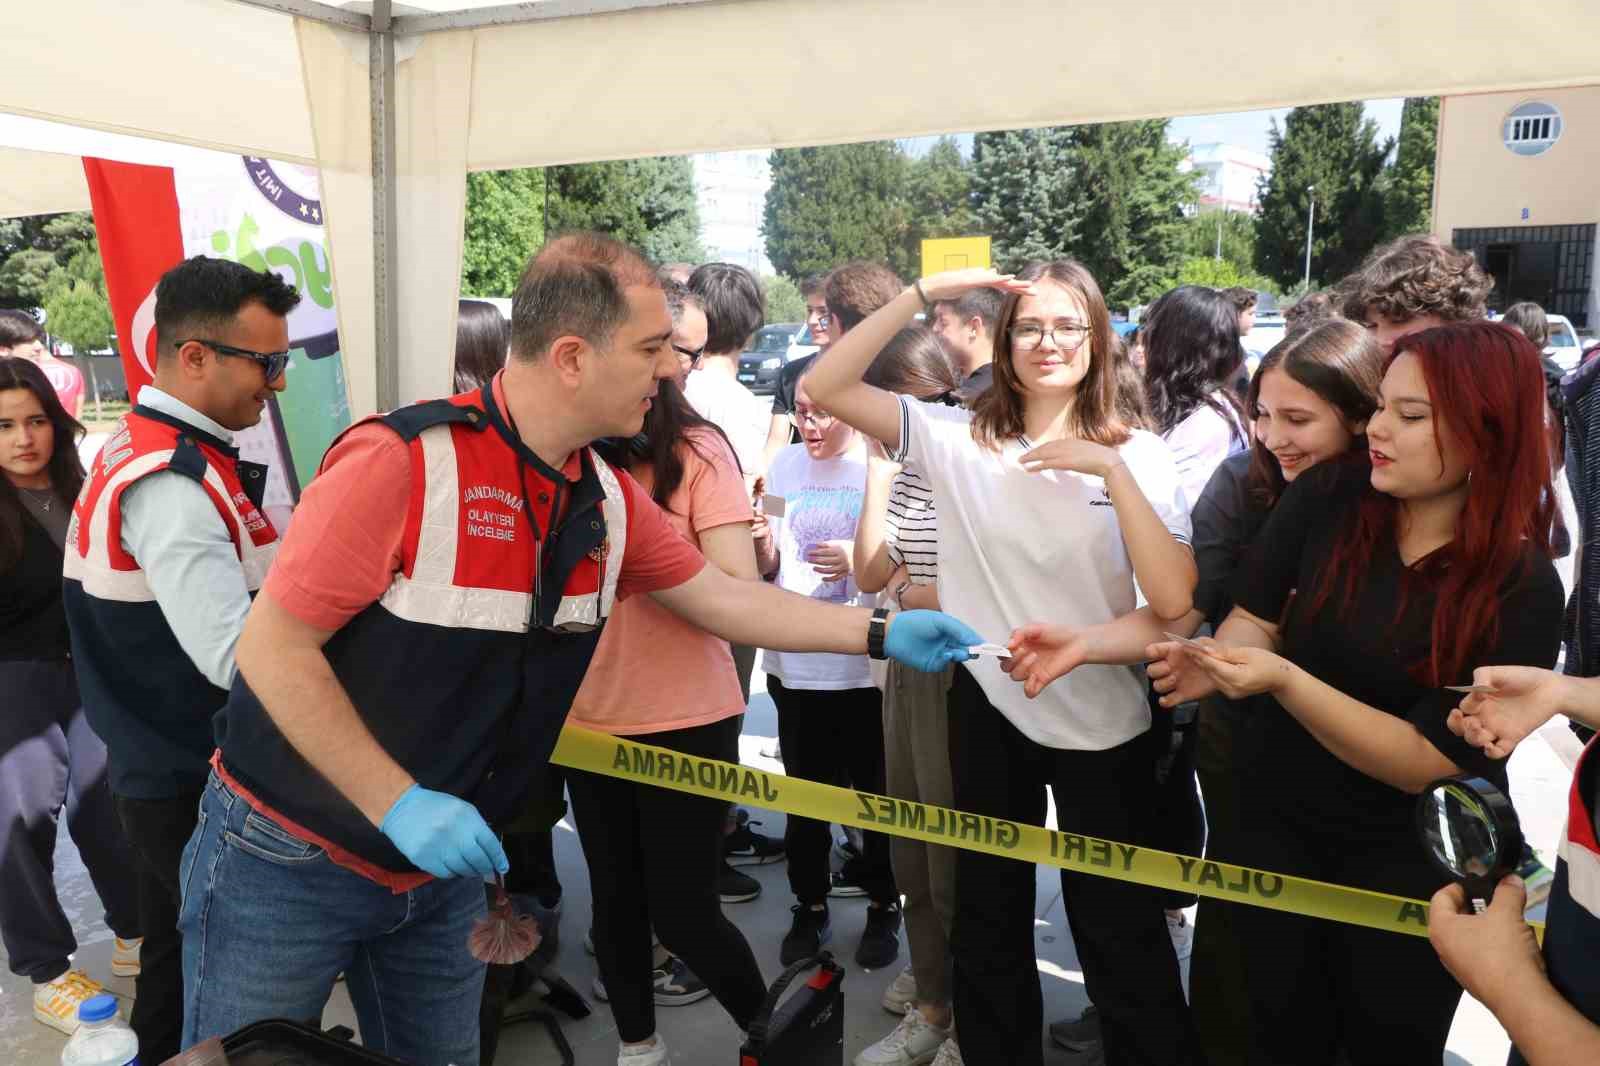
[550,725,1547,940]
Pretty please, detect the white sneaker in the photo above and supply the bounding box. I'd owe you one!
[881,966,917,1014]
[854,1008,949,1066]
[1167,910,1194,961]
[111,937,143,978]
[34,970,105,1035]
[930,1037,964,1066]
[618,1034,669,1065]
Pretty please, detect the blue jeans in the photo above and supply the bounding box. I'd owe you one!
[179,772,487,1065]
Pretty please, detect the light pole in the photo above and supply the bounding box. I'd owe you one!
[1303,185,1316,290]
[1215,206,1224,261]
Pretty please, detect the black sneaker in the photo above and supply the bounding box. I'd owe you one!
[719,860,761,903]
[827,865,869,898]
[652,955,711,1006]
[724,809,786,866]
[855,902,902,969]
[1049,1006,1101,1050]
[780,904,832,966]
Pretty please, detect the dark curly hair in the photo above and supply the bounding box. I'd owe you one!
[1284,290,1341,338]
[1340,234,1491,325]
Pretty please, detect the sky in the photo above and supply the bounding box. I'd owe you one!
[899,98,1407,160]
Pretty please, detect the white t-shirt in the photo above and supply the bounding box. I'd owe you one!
[1163,396,1247,515]
[760,440,873,690]
[683,370,770,477]
[893,397,1191,750]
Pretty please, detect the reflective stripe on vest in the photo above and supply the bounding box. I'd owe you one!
[1560,739,1600,920]
[64,423,278,602]
[376,422,625,634]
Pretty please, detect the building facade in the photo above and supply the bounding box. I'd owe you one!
[1434,86,1600,328]
[692,150,773,275]
[1182,142,1271,215]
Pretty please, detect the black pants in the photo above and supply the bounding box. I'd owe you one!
[1231,794,1462,1065]
[567,715,765,1043]
[1148,692,1205,911]
[0,659,140,982]
[1189,698,1254,1065]
[115,789,202,1065]
[947,668,1198,1066]
[769,677,896,905]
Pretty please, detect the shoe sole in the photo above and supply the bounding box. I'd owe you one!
[828,885,869,898]
[655,987,713,1006]
[110,961,140,978]
[720,887,761,903]
[881,994,914,1015]
[725,852,787,867]
[33,1010,79,1037]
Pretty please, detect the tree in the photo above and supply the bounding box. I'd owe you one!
[1382,97,1440,239]
[1253,104,1391,290]
[461,169,545,297]
[905,136,977,253]
[1177,209,1258,277]
[44,278,114,355]
[1072,120,1199,307]
[971,126,1085,269]
[1175,256,1275,293]
[763,143,913,279]
[0,211,100,309]
[762,275,805,324]
[548,156,703,264]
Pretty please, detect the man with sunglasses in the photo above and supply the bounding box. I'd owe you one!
[61,255,299,1064]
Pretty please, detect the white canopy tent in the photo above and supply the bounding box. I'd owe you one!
[1,0,1596,417]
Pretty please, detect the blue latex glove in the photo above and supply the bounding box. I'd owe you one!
[883,610,984,673]
[379,783,509,880]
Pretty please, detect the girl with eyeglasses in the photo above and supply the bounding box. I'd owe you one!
[804,265,1200,1066]
[0,356,143,1034]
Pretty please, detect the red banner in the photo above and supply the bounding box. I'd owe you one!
[81,158,184,398]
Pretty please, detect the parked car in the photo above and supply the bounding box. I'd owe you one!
[737,323,806,394]
[1545,314,1583,372]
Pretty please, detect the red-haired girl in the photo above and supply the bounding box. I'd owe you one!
[1148,320,1564,1064]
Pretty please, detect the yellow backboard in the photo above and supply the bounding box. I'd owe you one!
[920,237,992,278]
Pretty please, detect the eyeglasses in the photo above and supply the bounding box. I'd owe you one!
[673,343,705,368]
[807,308,834,329]
[181,339,291,382]
[789,408,836,429]
[1009,323,1091,352]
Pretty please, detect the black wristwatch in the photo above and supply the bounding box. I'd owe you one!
[867,607,891,661]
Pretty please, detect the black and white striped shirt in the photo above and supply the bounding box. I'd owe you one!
[884,466,939,586]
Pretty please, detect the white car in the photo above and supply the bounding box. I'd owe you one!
[1545,314,1583,372]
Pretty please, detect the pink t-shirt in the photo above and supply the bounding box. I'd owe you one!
[41,358,83,416]
[568,427,754,735]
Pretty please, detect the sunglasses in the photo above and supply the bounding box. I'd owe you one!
[180,339,291,382]
[673,343,706,367]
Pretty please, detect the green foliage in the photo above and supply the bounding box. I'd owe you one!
[461,169,545,297]
[1178,210,1258,274]
[1072,120,1199,307]
[971,126,1084,268]
[44,278,114,354]
[548,156,703,264]
[0,249,62,307]
[763,143,914,279]
[1253,103,1391,289]
[905,136,977,248]
[762,275,806,324]
[1382,97,1439,239]
[1175,256,1275,293]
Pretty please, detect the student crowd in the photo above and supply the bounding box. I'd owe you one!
[3,228,1599,1066]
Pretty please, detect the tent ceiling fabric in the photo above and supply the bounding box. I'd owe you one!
[0,148,90,217]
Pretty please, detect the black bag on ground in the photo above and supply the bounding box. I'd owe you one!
[738,951,844,1066]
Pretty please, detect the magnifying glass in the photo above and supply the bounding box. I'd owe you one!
[1415,775,1524,913]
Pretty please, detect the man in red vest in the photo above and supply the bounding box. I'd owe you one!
[63,256,297,1063]
[182,232,981,1066]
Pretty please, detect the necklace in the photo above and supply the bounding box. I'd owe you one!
[20,487,54,512]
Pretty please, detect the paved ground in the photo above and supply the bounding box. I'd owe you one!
[3,457,1579,1064]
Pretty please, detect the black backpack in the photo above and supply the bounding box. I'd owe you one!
[738,952,845,1066]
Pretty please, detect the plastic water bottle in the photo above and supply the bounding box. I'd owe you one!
[60,994,139,1066]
